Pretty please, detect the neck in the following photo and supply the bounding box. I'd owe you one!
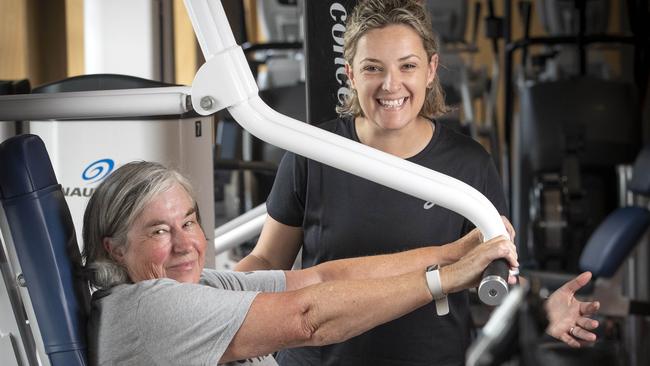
[354,116,434,159]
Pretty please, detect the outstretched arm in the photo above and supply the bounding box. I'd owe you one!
[285,231,519,291]
[236,215,498,278]
[545,271,600,348]
[222,235,518,363]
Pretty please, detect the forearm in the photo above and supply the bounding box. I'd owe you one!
[224,270,432,362]
[298,270,432,346]
[234,253,274,271]
[234,216,303,272]
[310,241,460,284]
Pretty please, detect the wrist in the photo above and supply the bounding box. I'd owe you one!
[440,241,463,265]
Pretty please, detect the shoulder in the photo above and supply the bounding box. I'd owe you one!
[280,116,350,165]
[428,122,494,172]
[436,122,491,160]
[200,268,286,292]
[315,116,353,136]
[94,278,179,302]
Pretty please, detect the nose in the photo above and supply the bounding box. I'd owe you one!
[382,68,401,92]
[171,229,194,254]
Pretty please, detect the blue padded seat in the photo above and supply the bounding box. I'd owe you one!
[0,134,89,366]
[579,207,650,278]
[579,144,650,278]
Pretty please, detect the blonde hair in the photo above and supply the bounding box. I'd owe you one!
[336,0,447,118]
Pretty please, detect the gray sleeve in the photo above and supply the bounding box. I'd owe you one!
[200,269,286,292]
[134,281,261,365]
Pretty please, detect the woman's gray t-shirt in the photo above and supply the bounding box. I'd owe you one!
[88,269,285,365]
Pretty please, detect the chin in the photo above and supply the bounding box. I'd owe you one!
[169,270,201,284]
[378,119,412,131]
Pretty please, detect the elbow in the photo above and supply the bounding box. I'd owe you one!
[294,294,354,346]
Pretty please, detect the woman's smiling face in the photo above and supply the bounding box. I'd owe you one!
[346,24,437,131]
[108,183,206,284]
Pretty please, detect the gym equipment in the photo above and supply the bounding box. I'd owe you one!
[0,135,89,366]
[468,145,650,365]
[504,0,648,270]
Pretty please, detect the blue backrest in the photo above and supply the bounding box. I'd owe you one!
[0,134,89,366]
[580,144,650,278]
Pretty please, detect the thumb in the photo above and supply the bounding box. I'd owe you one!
[561,271,592,294]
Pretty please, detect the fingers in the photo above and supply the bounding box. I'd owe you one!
[445,235,518,292]
[442,236,516,292]
[559,332,582,348]
[559,314,599,348]
[486,235,518,268]
[576,316,599,331]
[569,323,598,344]
[579,300,600,316]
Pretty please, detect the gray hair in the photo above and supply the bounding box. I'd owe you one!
[336,0,448,118]
[82,161,199,290]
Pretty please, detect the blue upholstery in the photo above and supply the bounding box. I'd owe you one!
[579,207,650,278]
[579,144,650,278]
[0,134,89,366]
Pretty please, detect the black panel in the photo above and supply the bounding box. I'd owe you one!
[303,0,358,124]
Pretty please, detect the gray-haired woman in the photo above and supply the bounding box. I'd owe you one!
[83,161,523,366]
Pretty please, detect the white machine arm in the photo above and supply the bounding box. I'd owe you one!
[185,0,506,240]
[214,203,267,254]
[0,87,191,120]
[185,0,511,305]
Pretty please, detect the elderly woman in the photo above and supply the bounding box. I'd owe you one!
[82,161,591,365]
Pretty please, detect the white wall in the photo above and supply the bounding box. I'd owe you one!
[84,0,157,79]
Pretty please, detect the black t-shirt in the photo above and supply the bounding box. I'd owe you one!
[267,117,507,366]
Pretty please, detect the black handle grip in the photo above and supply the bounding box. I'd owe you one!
[483,258,509,278]
[478,258,510,306]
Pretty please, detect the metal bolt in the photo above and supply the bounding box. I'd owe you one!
[16,273,26,287]
[200,96,215,110]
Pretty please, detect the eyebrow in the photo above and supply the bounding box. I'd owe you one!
[360,54,422,63]
[143,207,197,228]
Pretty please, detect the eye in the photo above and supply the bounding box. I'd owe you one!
[362,64,381,73]
[183,220,195,228]
[401,63,417,70]
[151,226,169,236]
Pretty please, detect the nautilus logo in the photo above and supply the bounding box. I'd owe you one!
[81,158,115,183]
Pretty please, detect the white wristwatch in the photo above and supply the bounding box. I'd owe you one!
[425,265,449,316]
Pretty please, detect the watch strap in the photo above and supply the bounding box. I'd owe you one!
[426,265,449,316]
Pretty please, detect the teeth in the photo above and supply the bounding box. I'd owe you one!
[379,97,405,108]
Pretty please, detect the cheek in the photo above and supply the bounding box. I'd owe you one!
[195,237,207,262]
[408,80,428,100]
[134,244,170,268]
